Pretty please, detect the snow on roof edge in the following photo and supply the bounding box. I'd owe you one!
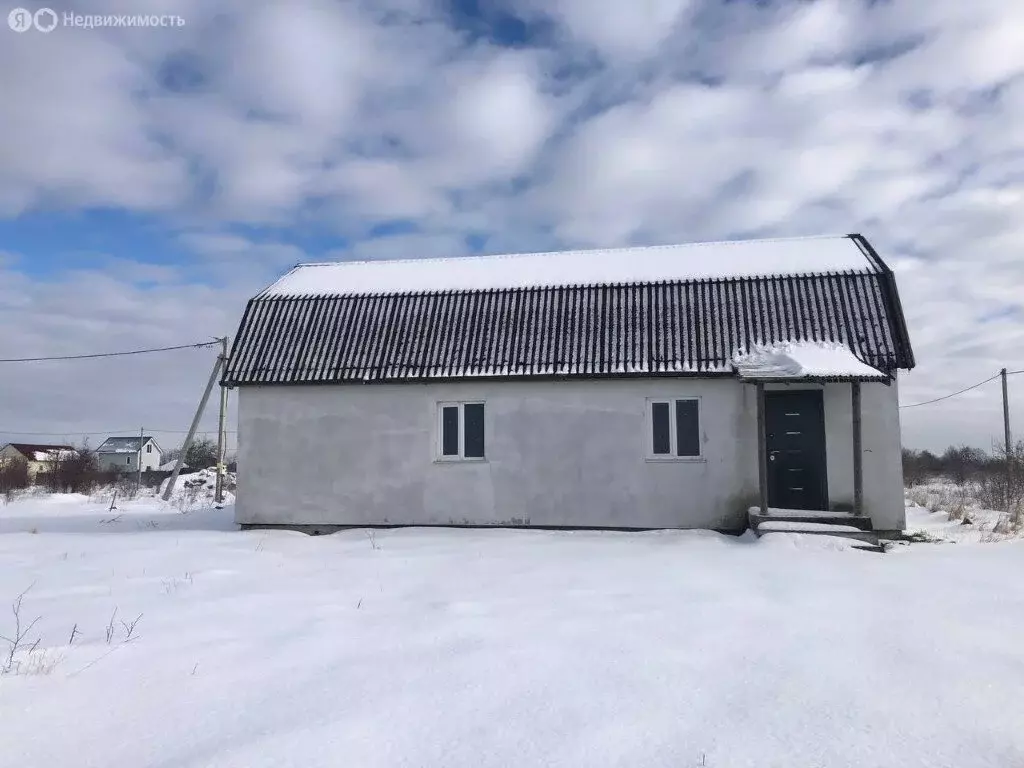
[732,341,888,381]
[257,234,879,298]
[290,233,857,271]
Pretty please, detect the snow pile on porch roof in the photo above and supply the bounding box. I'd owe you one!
[733,341,888,381]
[263,235,878,297]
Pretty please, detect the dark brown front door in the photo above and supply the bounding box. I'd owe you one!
[764,390,828,510]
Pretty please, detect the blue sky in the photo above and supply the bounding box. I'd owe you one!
[1,0,1023,451]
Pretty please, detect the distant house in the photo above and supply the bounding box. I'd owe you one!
[0,443,78,479]
[96,436,163,473]
[223,234,914,535]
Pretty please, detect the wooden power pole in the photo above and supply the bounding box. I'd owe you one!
[162,345,226,502]
[215,336,229,505]
[1001,368,1012,518]
[136,426,143,492]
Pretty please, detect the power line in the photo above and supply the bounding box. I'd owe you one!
[899,372,1002,409]
[0,428,237,436]
[0,339,221,363]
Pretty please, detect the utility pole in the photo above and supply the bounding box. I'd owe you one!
[215,336,229,505]
[1001,368,1012,520]
[162,348,226,502]
[136,426,144,493]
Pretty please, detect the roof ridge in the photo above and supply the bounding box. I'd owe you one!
[260,270,870,299]
[292,233,853,271]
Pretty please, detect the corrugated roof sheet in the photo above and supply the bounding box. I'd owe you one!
[224,235,914,386]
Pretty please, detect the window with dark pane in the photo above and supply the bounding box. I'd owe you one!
[675,399,700,457]
[651,401,671,455]
[463,403,485,458]
[441,406,459,456]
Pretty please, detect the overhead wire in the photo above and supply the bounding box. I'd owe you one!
[899,372,1003,409]
[0,338,233,438]
[0,339,221,363]
[0,428,237,436]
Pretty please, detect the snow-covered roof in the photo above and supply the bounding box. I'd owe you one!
[732,342,888,381]
[97,436,161,454]
[227,234,914,386]
[262,235,881,297]
[2,443,77,462]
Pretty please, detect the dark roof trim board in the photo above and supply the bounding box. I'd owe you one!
[848,233,916,369]
[224,235,915,387]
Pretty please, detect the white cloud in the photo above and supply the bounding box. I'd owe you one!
[438,52,557,183]
[531,0,695,60]
[0,31,189,215]
[337,232,471,262]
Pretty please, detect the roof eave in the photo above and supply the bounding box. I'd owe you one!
[738,374,892,385]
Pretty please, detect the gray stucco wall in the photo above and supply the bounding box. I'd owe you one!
[235,377,905,532]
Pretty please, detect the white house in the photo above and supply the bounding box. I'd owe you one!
[96,436,163,473]
[223,234,915,535]
[0,443,78,479]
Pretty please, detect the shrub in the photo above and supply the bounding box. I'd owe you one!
[185,439,218,470]
[975,440,1024,526]
[0,458,30,500]
[41,443,100,494]
[940,445,987,486]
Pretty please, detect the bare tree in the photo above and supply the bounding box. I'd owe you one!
[902,449,928,487]
[44,442,101,494]
[977,440,1024,529]
[185,438,218,470]
[940,445,987,487]
[0,586,40,675]
[0,457,30,501]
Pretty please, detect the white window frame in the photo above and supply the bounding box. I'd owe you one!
[645,397,703,461]
[436,401,486,462]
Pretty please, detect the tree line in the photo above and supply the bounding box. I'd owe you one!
[904,441,1024,523]
[902,443,1022,486]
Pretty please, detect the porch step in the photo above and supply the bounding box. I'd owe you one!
[754,525,879,542]
[749,512,874,531]
[752,523,883,553]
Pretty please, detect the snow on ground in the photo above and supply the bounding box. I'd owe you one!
[1,493,1023,768]
[902,481,1022,545]
[756,520,865,533]
[157,468,237,511]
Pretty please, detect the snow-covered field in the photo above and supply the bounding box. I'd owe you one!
[0,491,1022,767]
[903,481,1022,544]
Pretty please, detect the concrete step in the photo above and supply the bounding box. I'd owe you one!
[749,512,874,531]
[754,526,880,544]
